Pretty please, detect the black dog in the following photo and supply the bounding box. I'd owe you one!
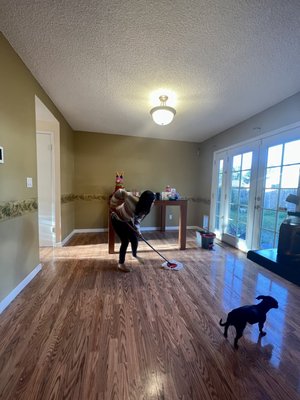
[219,295,278,349]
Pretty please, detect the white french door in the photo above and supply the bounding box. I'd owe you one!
[211,144,259,251]
[210,125,300,251]
[252,132,300,249]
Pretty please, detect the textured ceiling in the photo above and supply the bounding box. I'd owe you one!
[1,0,300,142]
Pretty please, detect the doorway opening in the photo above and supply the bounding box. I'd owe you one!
[35,96,61,247]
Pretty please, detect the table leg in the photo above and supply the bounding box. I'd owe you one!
[160,204,166,231]
[179,203,187,250]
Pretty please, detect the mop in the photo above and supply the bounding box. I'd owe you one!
[125,222,184,271]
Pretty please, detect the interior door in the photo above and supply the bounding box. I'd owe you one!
[36,132,54,246]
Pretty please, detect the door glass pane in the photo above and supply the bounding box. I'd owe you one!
[217,186,222,201]
[239,189,249,205]
[277,211,287,232]
[283,140,300,165]
[262,209,276,231]
[260,229,275,249]
[281,165,300,188]
[242,152,252,170]
[263,189,278,209]
[238,206,248,223]
[237,222,247,239]
[231,171,240,187]
[227,221,237,236]
[279,188,297,211]
[219,159,224,172]
[267,145,282,167]
[265,167,281,188]
[231,188,239,203]
[233,155,241,171]
[216,201,221,216]
[229,204,238,220]
[241,170,251,187]
[214,159,224,231]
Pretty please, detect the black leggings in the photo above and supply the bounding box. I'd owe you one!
[111,216,138,264]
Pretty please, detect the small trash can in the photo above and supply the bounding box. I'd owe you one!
[201,232,216,250]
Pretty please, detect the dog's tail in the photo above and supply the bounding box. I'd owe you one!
[219,318,227,326]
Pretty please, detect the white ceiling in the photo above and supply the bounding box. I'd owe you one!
[1,0,300,142]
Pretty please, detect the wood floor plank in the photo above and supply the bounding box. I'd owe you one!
[0,230,299,399]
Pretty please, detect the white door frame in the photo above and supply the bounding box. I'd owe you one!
[36,131,55,246]
[35,96,61,245]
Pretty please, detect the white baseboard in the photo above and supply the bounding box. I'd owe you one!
[74,228,108,233]
[0,263,42,315]
[58,228,108,247]
[141,225,199,231]
[58,226,200,247]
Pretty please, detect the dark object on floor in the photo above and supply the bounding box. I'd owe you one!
[277,212,300,260]
[201,232,216,249]
[247,248,300,286]
[197,228,216,250]
[219,295,278,349]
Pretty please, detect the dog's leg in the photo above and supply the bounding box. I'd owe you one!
[258,321,266,336]
[234,324,246,349]
[224,323,229,338]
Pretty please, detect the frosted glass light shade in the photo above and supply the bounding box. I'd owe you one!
[150,95,176,126]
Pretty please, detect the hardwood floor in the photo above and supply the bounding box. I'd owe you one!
[0,230,299,400]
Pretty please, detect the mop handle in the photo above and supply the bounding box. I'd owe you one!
[125,221,171,264]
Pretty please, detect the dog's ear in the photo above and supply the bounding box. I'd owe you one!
[256,295,265,300]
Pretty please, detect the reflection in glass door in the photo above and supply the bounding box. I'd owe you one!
[226,152,252,241]
[259,139,300,249]
[222,148,257,251]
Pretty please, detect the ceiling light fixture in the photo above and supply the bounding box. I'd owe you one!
[150,95,176,126]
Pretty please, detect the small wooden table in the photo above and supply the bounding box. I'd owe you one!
[108,199,188,254]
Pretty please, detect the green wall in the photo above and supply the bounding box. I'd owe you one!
[0,33,75,303]
[74,131,202,229]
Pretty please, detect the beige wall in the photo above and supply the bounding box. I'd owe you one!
[74,132,201,229]
[197,92,300,223]
[0,33,75,302]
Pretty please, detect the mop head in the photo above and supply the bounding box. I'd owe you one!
[162,260,184,271]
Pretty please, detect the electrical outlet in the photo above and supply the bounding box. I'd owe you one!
[169,214,173,220]
[26,177,33,188]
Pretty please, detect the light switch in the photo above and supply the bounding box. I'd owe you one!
[26,177,33,188]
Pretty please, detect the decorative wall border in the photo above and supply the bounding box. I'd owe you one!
[61,193,209,205]
[0,195,209,222]
[61,193,109,203]
[185,196,211,205]
[0,198,38,222]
